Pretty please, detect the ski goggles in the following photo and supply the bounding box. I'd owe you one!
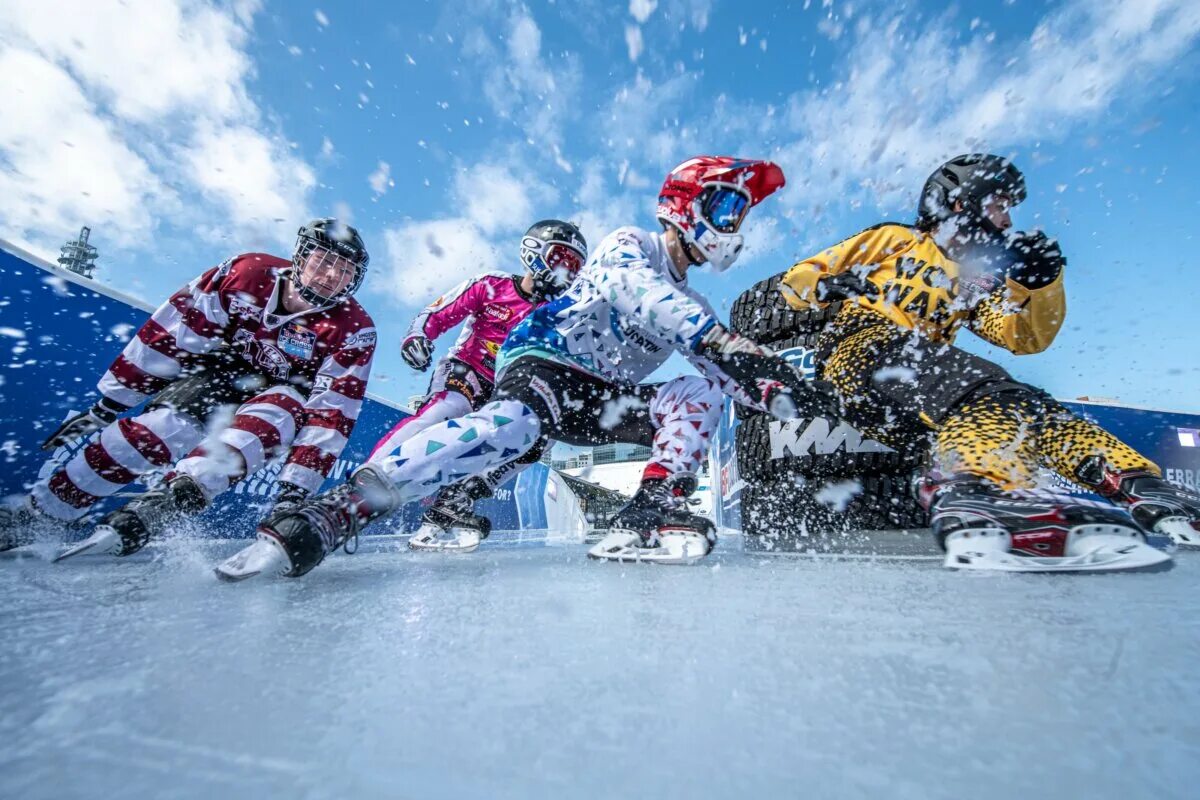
[542,242,586,275]
[698,185,751,233]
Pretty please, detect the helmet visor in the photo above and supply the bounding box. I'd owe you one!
[543,242,586,275]
[700,186,751,234]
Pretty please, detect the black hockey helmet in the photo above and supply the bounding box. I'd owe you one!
[519,219,588,300]
[291,218,370,306]
[916,154,1027,234]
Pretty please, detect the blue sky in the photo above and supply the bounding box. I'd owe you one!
[2,0,1199,410]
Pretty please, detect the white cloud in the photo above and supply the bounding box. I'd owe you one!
[0,0,315,257]
[0,47,166,253]
[185,123,315,230]
[629,0,657,23]
[454,162,555,235]
[368,161,392,197]
[380,219,503,306]
[460,6,582,153]
[773,0,1200,220]
[378,160,562,305]
[624,25,644,63]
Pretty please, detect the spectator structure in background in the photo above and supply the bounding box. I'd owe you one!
[57,226,99,279]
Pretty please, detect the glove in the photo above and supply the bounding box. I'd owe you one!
[815,271,880,303]
[41,400,121,451]
[401,336,433,371]
[697,326,839,420]
[1005,231,1065,289]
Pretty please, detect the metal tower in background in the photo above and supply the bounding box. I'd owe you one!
[58,226,99,278]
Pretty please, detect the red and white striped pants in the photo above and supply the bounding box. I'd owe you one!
[32,386,306,521]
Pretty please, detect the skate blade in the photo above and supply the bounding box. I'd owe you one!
[408,527,481,554]
[587,529,712,565]
[214,537,290,582]
[945,525,1173,573]
[53,526,122,563]
[1156,517,1200,548]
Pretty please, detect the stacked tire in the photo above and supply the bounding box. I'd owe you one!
[729,274,928,550]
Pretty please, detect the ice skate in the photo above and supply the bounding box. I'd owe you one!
[1079,459,1200,548]
[931,480,1171,573]
[216,467,397,581]
[54,475,207,563]
[588,474,717,565]
[408,483,492,554]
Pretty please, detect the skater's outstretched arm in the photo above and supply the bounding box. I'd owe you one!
[968,231,1066,355]
[401,274,492,369]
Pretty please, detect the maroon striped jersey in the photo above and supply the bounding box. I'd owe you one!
[96,253,377,492]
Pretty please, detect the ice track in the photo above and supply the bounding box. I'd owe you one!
[1,534,1198,800]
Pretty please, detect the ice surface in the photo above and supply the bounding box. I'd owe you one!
[1,535,1198,799]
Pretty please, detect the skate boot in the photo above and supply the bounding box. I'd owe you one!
[1076,457,1200,547]
[930,478,1171,573]
[215,465,399,582]
[54,475,208,563]
[409,478,493,554]
[588,473,716,565]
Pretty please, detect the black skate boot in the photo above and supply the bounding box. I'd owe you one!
[409,478,493,553]
[1075,457,1200,547]
[588,473,716,565]
[215,465,399,582]
[929,477,1170,573]
[54,474,209,562]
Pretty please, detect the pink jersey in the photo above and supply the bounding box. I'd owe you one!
[405,272,537,382]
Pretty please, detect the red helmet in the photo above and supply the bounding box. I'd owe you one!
[656,156,786,271]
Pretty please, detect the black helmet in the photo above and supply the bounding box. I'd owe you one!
[916,154,1026,234]
[519,219,588,301]
[291,218,370,306]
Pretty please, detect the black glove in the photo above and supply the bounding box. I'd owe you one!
[41,399,122,451]
[698,326,838,420]
[815,271,880,303]
[401,336,433,371]
[1005,231,1065,289]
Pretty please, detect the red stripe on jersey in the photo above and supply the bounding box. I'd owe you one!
[168,293,223,339]
[328,376,367,401]
[137,319,190,361]
[83,441,138,486]
[109,354,171,395]
[118,418,174,467]
[300,408,356,438]
[285,445,337,475]
[48,471,100,510]
[231,412,286,454]
[250,391,306,418]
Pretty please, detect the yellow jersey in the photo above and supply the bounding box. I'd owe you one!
[780,223,1065,355]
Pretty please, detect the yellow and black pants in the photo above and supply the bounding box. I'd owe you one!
[815,311,1157,490]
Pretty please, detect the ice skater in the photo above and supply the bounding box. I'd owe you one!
[0,219,376,562]
[778,153,1200,572]
[371,219,587,553]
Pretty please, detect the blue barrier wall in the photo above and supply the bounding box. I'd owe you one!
[711,347,1200,530]
[0,241,553,537]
